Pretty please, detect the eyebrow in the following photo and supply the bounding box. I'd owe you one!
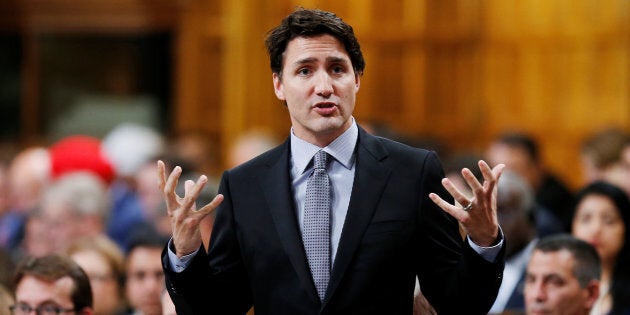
[292,56,349,67]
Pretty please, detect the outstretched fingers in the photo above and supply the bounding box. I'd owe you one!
[158,160,220,218]
[440,177,471,209]
[479,161,505,197]
[429,190,468,222]
[157,160,225,257]
[197,194,225,216]
[160,161,184,214]
[181,176,220,218]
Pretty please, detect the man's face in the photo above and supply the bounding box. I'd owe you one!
[125,247,164,315]
[14,275,77,315]
[273,34,359,147]
[486,143,537,187]
[524,249,598,315]
[497,183,532,257]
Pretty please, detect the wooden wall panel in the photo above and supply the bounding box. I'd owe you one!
[478,0,630,188]
[172,0,629,188]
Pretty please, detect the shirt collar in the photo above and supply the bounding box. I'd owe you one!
[291,118,358,174]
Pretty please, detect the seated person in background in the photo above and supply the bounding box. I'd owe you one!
[21,172,110,258]
[124,230,167,315]
[11,254,94,315]
[524,234,600,315]
[486,132,574,231]
[571,181,630,315]
[580,128,629,192]
[102,124,165,251]
[489,171,540,314]
[65,235,128,315]
[1,147,50,254]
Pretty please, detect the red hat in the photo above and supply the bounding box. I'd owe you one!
[49,135,115,184]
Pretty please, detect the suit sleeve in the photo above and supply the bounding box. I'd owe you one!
[416,152,504,315]
[162,171,253,315]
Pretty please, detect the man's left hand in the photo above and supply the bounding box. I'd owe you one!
[429,160,505,247]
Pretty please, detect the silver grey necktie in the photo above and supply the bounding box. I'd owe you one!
[303,150,331,301]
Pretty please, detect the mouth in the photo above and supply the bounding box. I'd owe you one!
[314,102,336,108]
[313,102,337,115]
[586,238,600,248]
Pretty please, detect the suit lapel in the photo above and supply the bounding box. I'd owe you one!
[260,141,320,301]
[324,129,392,305]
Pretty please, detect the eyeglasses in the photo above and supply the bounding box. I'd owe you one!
[9,303,75,315]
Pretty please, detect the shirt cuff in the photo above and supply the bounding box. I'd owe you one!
[467,228,504,262]
[167,238,200,273]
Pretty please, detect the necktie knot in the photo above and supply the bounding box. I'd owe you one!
[313,150,328,170]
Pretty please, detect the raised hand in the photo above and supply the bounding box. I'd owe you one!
[157,160,224,258]
[429,160,505,247]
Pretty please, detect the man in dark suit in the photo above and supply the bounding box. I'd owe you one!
[159,8,506,315]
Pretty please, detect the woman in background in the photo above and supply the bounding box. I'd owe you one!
[65,235,128,315]
[572,181,630,315]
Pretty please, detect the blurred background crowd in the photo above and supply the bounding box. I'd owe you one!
[0,122,283,315]
[0,120,629,314]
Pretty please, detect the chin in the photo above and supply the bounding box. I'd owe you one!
[310,119,344,133]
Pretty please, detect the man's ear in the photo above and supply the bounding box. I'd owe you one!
[355,73,361,91]
[78,307,94,315]
[584,280,600,309]
[273,73,285,101]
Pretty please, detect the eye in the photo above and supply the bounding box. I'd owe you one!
[330,65,345,74]
[130,271,147,281]
[547,275,565,287]
[525,274,535,284]
[17,304,33,312]
[40,305,61,315]
[603,215,620,225]
[576,213,591,224]
[297,67,311,76]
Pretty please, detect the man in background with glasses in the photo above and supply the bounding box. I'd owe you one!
[10,254,93,315]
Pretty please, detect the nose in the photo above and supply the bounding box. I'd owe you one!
[314,71,333,97]
[145,272,165,292]
[585,218,604,236]
[529,281,547,302]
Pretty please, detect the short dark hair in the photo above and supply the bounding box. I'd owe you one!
[534,234,601,288]
[265,8,365,77]
[125,224,169,257]
[496,133,540,163]
[13,254,93,310]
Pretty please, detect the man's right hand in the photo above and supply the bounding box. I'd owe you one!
[157,160,224,258]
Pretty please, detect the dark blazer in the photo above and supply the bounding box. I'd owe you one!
[163,127,504,315]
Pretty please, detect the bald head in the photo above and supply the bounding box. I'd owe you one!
[8,147,50,213]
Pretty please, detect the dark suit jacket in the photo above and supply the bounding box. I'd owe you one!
[163,127,504,315]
